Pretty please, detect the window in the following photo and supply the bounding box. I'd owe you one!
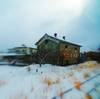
[75,48,77,50]
[65,45,68,48]
[45,40,48,44]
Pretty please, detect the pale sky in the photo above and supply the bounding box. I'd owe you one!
[0,0,100,52]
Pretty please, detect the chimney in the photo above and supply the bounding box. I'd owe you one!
[54,33,57,38]
[63,36,65,40]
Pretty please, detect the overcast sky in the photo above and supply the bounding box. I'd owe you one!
[0,0,100,52]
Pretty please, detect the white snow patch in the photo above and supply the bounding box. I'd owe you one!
[0,61,100,99]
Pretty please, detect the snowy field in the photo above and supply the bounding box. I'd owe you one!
[0,61,100,99]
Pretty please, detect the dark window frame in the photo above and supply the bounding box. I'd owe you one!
[65,45,68,48]
[75,48,78,50]
[45,39,48,44]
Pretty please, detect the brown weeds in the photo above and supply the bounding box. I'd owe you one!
[74,81,82,90]
[0,80,6,86]
[85,93,92,99]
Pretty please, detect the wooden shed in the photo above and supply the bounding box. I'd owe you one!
[35,34,81,65]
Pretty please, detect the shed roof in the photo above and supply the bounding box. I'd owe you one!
[35,34,82,47]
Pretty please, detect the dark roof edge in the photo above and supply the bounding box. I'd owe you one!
[35,33,48,45]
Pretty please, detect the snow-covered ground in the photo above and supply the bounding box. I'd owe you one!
[0,61,100,99]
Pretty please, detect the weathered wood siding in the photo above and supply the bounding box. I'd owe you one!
[37,39,80,65]
[38,39,59,52]
[59,43,80,64]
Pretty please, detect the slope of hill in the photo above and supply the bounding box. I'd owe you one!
[0,61,100,99]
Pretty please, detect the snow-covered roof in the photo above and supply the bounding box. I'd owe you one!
[0,53,25,56]
[9,47,37,50]
[35,34,82,47]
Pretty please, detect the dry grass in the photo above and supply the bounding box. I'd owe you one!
[43,77,60,86]
[44,78,53,86]
[10,92,28,99]
[68,72,73,77]
[74,81,82,90]
[59,92,64,99]
[24,96,28,99]
[10,93,22,99]
[83,72,90,79]
[65,71,74,78]
[31,86,34,92]
[85,93,92,99]
[0,80,6,86]
[55,78,60,84]
[88,64,94,68]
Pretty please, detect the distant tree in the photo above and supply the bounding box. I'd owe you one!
[86,51,100,62]
[98,45,100,52]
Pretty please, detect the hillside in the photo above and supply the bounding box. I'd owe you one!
[0,61,100,99]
